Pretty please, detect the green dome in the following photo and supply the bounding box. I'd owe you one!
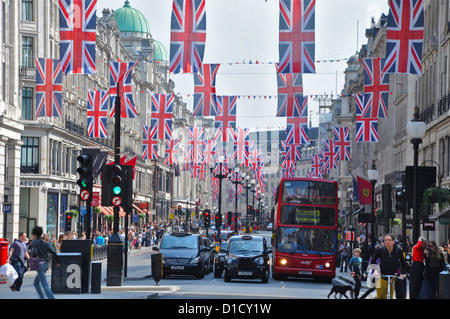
[113,1,151,37]
[153,40,168,62]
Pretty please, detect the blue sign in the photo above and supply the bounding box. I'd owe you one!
[80,206,86,216]
[2,203,12,213]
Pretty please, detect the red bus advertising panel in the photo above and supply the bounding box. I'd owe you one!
[272,178,338,282]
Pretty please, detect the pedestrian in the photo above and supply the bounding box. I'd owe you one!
[370,233,406,299]
[348,248,366,299]
[339,241,350,272]
[30,226,60,299]
[424,240,446,299]
[409,236,426,299]
[6,232,30,292]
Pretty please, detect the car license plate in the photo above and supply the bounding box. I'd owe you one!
[171,266,184,270]
[299,271,312,275]
[238,271,252,276]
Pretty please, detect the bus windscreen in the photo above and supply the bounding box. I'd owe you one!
[276,227,336,255]
[281,180,336,206]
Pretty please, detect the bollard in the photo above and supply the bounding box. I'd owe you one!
[151,253,163,286]
[91,262,102,294]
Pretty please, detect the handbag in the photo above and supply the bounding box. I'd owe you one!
[29,255,41,271]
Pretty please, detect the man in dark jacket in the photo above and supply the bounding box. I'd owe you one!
[370,233,406,299]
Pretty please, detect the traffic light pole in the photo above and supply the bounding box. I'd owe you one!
[107,83,124,286]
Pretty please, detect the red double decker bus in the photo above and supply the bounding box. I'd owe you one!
[272,178,338,282]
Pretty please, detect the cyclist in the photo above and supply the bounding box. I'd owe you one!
[369,233,406,299]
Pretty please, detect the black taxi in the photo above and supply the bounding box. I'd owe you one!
[224,235,272,283]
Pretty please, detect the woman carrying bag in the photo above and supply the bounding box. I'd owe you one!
[424,240,446,299]
[30,226,60,299]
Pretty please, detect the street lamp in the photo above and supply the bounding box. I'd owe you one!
[229,167,244,235]
[367,160,378,241]
[407,106,426,243]
[209,155,230,237]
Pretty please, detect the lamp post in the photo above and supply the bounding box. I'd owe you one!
[209,155,229,237]
[407,106,426,244]
[367,160,379,241]
[229,167,244,235]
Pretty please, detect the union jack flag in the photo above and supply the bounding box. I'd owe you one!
[355,95,378,142]
[355,93,371,117]
[333,127,351,161]
[87,90,109,138]
[356,117,378,142]
[286,116,309,145]
[151,94,174,140]
[202,139,216,165]
[35,58,63,118]
[164,138,180,165]
[193,64,220,116]
[310,153,323,178]
[170,0,206,74]
[385,0,424,75]
[59,0,97,74]
[278,0,316,74]
[109,61,138,118]
[363,58,390,118]
[198,160,208,181]
[189,161,201,179]
[276,72,305,117]
[285,142,302,161]
[142,125,158,160]
[282,166,296,178]
[323,140,338,169]
[188,127,205,164]
[214,96,237,142]
[231,128,250,162]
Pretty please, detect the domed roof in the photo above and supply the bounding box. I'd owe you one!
[153,40,168,62]
[113,1,151,37]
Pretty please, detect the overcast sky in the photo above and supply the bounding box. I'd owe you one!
[97,0,390,129]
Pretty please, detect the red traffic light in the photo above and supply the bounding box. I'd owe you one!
[204,212,209,217]
[67,215,72,220]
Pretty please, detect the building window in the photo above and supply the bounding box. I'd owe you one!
[22,36,34,67]
[21,137,39,173]
[22,0,34,21]
[22,87,33,120]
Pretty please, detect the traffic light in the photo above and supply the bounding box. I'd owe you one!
[77,154,93,200]
[382,184,392,220]
[177,205,182,216]
[215,213,222,229]
[101,164,133,208]
[203,209,211,228]
[65,211,73,232]
[247,205,252,216]
[395,184,406,215]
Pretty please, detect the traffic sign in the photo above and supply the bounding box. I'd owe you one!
[2,203,12,213]
[80,189,90,201]
[91,192,100,207]
[112,196,122,206]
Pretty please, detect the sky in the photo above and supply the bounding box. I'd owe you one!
[97,0,390,129]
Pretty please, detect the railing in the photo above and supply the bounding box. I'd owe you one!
[91,245,108,261]
[438,93,450,117]
[421,104,435,124]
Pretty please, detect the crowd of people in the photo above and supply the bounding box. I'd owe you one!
[338,230,450,299]
[3,220,170,299]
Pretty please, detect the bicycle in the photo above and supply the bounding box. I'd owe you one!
[380,274,405,299]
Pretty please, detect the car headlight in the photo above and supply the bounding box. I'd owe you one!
[226,257,234,265]
[255,258,264,265]
[190,257,201,264]
[219,256,225,262]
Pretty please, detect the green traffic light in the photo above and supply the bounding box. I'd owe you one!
[113,186,122,195]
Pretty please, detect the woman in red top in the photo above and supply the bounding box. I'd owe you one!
[409,237,426,299]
